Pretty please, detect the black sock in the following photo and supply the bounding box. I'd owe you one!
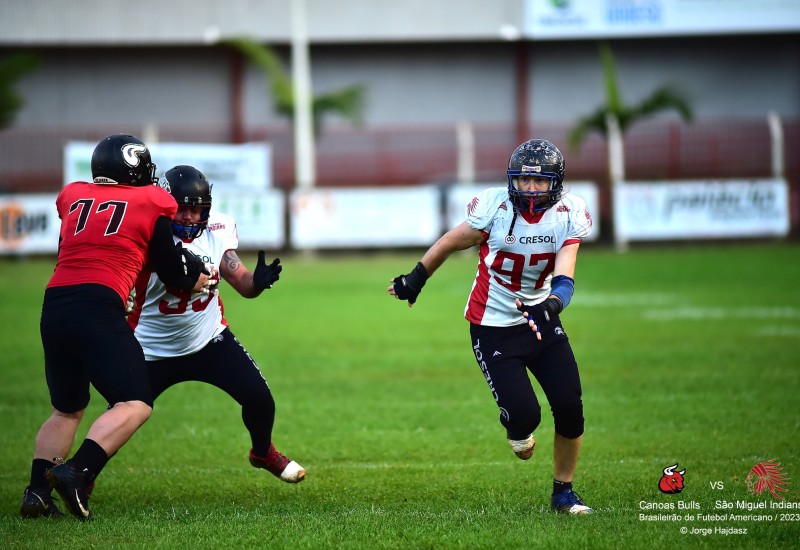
[553,479,573,494]
[69,439,109,481]
[30,458,55,493]
[251,442,270,458]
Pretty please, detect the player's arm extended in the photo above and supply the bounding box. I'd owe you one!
[220,249,282,299]
[420,221,485,277]
[219,249,257,297]
[388,221,484,306]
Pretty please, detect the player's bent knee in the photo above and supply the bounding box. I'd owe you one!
[112,400,153,424]
[502,407,541,437]
[553,403,584,439]
[53,407,85,421]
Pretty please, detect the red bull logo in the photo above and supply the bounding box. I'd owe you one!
[746,459,789,500]
[658,463,685,494]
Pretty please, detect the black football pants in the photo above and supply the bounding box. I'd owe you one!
[146,328,276,456]
[41,284,153,411]
[469,318,584,440]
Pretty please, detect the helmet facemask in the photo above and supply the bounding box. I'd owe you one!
[507,171,563,214]
[171,200,211,241]
[134,160,159,187]
[158,165,213,242]
[506,139,565,214]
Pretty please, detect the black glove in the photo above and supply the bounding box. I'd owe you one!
[393,262,429,304]
[177,242,210,280]
[517,297,562,329]
[253,251,282,291]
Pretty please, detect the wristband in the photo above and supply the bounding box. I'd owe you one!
[404,262,429,291]
[550,275,574,310]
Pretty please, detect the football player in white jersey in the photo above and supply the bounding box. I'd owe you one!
[128,165,305,484]
[388,139,593,514]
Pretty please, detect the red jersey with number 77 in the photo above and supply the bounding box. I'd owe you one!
[47,181,178,303]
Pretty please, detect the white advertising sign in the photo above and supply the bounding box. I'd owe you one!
[0,194,60,254]
[525,0,800,40]
[64,141,273,189]
[214,190,285,250]
[613,179,790,241]
[446,182,600,242]
[0,191,284,255]
[290,186,442,249]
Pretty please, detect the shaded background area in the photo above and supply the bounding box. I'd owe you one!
[1,2,798,238]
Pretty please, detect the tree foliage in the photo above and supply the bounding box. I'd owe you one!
[0,53,41,130]
[222,36,364,136]
[567,42,693,152]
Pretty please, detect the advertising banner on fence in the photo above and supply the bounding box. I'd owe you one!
[214,190,285,250]
[290,186,442,249]
[445,182,600,242]
[0,194,60,254]
[0,190,285,255]
[64,141,273,189]
[613,179,790,241]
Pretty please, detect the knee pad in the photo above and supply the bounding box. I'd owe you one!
[553,401,584,439]
[501,404,541,439]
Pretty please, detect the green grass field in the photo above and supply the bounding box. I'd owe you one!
[1,243,798,549]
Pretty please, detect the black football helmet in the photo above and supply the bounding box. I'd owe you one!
[91,134,158,186]
[507,139,565,213]
[158,165,213,241]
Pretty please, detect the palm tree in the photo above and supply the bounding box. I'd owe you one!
[567,42,693,251]
[567,41,693,182]
[222,36,364,136]
[0,53,40,130]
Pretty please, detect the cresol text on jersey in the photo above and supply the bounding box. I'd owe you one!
[517,235,556,244]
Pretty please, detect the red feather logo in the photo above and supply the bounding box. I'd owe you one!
[467,196,479,215]
[746,459,790,500]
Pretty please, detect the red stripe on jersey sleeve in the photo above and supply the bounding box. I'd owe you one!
[465,236,491,324]
[562,238,582,247]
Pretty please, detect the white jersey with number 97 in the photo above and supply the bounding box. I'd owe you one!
[463,187,592,327]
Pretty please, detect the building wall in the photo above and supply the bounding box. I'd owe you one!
[0,0,523,45]
[7,34,798,130]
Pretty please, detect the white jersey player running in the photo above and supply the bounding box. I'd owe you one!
[463,186,592,326]
[388,139,593,514]
[128,164,305,485]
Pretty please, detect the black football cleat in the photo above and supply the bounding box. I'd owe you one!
[20,486,65,518]
[45,463,93,520]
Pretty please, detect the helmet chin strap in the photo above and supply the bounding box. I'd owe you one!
[507,209,518,238]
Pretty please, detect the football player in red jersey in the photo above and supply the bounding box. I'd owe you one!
[388,139,594,514]
[20,134,210,520]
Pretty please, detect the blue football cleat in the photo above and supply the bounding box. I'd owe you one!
[551,489,594,514]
